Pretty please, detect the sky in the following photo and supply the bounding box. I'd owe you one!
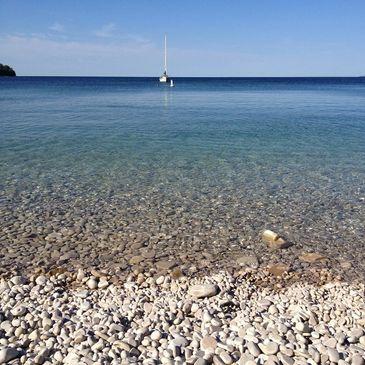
[0,0,364,77]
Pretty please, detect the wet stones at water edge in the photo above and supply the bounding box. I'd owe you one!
[0,181,363,283]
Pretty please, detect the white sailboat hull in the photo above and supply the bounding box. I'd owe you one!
[159,75,169,83]
[159,35,170,83]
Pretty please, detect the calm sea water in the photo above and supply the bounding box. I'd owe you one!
[0,77,364,277]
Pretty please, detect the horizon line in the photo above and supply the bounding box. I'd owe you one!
[8,75,365,78]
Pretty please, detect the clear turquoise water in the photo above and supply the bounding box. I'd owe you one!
[0,77,364,277]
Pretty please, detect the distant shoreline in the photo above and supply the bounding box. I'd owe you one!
[0,63,16,76]
[3,75,365,80]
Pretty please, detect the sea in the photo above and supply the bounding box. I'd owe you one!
[0,77,364,279]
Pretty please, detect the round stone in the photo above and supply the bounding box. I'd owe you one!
[189,284,218,299]
[172,335,188,347]
[156,276,165,285]
[200,336,217,353]
[150,331,162,341]
[295,322,310,333]
[35,275,47,286]
[259,341,279,355]
[86,278,98,290]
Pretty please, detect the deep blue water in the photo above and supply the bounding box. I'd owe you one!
[0,77,364,274]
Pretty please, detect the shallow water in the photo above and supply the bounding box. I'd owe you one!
[0,77,364,279]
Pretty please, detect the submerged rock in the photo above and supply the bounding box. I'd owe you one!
[299,252,327,263]
[129,256,144,265]
[236,255,259,268]
[268,263,289,276]
[262,230,290,250]
[155,260,176,270]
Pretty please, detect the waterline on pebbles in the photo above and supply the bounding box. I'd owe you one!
[0,270,364,364]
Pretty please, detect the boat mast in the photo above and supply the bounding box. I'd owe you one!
[164,35,168,74]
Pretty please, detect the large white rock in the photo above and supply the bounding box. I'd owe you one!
[35,275,47,286]
[86,277,98,290]
[189,284,218,299]
[150,330,162,341]
[98,277,109,289]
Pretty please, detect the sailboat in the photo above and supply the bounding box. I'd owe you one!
[159,35,170,83]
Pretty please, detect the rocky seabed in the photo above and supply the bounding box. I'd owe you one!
[0,270,364,365]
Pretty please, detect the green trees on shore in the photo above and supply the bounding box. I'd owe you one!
[0,63,16,76]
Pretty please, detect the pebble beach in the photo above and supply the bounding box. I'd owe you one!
[1,230,364,364]
[1,77,365,364]
[0,267,364,364]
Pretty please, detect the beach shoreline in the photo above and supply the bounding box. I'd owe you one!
[1,76,364,364]
[0,266,364,364]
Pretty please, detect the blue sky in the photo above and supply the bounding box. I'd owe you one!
[1,0,364,76]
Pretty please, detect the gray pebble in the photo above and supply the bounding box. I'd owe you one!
[0,348,21,364]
